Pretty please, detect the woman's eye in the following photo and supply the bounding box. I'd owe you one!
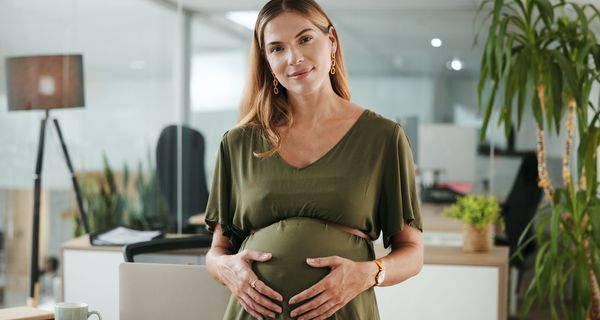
[270,46,283,53]
[300,36,313,44]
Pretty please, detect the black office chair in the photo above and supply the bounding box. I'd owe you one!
[495,152,543,267]
[121,125,213,262]
[123,235,212,262]
[494,152,543,315]
[156,125,210,234]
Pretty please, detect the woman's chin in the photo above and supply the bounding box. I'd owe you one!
[285,84,324,97]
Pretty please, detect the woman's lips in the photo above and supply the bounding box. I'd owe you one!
[288,67,314,79]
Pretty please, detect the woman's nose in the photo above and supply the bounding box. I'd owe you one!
[287,47,304,65]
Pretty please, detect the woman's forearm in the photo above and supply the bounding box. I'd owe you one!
[376,242,424,286]
[206,224,236,285]
[206,245,232,285]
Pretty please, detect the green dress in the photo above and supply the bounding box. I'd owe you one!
[205,109,423,320]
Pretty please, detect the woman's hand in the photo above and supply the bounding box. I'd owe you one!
[288,256,378,320]
[217,250,283,320]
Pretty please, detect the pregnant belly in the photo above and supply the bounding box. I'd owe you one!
[239,217,374,310]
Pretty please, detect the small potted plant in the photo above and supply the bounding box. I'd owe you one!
[442,194,501,252]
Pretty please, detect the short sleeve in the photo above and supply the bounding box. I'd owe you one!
[204,131,243,248]
[378,124,423,249]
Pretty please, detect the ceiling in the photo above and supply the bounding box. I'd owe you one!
[0,0,484,78]
[0,0,597,81]
[177,0,486,77]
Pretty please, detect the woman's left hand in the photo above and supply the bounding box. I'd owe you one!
[288,256,377,320]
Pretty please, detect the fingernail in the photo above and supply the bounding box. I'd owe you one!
[261,253,270,258]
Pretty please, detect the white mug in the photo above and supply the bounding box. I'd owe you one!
[55,302,101,320]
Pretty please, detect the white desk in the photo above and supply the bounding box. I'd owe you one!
[60,235,208,320]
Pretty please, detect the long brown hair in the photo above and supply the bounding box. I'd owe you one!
[238,0,351,158]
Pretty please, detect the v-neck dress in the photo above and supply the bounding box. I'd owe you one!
[205,109,423,320]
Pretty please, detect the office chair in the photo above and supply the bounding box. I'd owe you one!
[123,235,212,263]
[156,125,210,234]
[494,152,543,315]
[495,153,542,265]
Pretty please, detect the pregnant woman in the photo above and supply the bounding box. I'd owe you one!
[205,0,424,319]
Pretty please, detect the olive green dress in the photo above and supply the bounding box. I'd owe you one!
[205,109,423,320]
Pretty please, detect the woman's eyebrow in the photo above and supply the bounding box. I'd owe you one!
[266,28,314,46]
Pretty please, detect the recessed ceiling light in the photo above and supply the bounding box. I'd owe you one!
[431,38,442,47]
[447,58,463,71]
[225,11,259,30]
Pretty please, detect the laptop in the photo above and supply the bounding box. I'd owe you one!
[119,263,230,320]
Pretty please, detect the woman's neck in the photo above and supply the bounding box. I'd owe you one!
[286,85,345,128]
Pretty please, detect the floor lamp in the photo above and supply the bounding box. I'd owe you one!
[4,54,90,307]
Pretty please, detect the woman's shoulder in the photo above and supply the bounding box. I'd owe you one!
[359,108,402,137]
[220,123,262,146]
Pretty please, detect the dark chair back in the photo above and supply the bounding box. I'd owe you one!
[501,152,543,267]
[156,125,209,233]
[123,235,212,263]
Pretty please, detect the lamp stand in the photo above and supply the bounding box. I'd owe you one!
[28,110,89,307]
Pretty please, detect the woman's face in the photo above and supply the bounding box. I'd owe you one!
[262,12,336,96]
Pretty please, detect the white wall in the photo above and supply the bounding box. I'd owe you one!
[351,76,435,123]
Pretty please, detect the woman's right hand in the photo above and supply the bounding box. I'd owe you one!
[217,250,283,319]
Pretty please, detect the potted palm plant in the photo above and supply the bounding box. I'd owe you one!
[72,153,169,236]
[442,194,501,252]
[475,0,600,319]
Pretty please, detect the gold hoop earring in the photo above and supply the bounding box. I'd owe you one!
[330,52,336,75]
[272,73,279,95]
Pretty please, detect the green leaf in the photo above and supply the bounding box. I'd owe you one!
[478,64,489,108]
[549,62,564,135]
[578,112,600,178]
[544,72,555,135]
[570,3,589,40]
[584,127,600,198]
[593,44,600,70]
[496,17,510,79]
[576,40,594,70]
[590,200,600,257]
[550,204,564,258]
[550,50,581,107]
[492,0,503,26]
[517,52,530,130]
[577,131,590,179]
[486,33,497,80]
[503,35,515,79]
[473,0,495,46]
[534,0,554,26]
[502,56,518,137]
[480,80,499,142]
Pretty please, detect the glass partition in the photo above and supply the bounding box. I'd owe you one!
[0,0,180,307]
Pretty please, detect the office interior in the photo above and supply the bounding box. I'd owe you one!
[0,0,598,319]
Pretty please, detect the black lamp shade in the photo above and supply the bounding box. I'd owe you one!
[5,54,84,111]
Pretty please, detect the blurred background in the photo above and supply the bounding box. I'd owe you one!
[0,0,598,318]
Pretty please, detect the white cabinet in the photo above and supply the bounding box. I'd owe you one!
[375,245,508,320]
[376,264,500,320]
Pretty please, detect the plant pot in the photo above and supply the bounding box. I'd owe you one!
[462,223,494,252]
